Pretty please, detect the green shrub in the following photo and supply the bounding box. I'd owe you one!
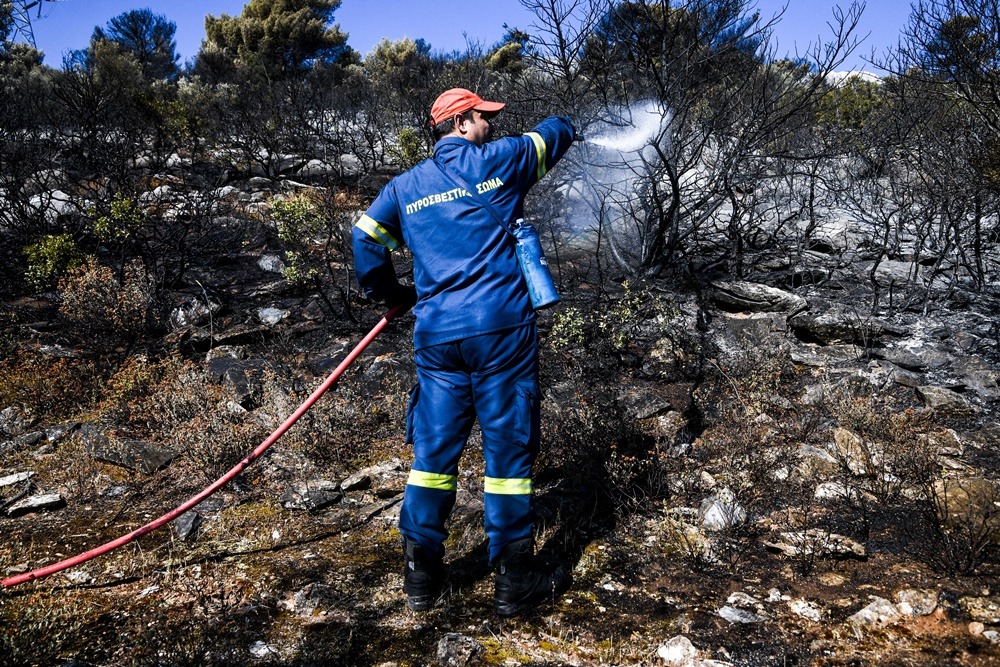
[391,127,428,170]
[23,233,84,290]
[271,193,324,243]
[92,192,144,241]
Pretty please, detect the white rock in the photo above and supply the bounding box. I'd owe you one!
[64,570,93,585]
[258,254,286,273]
[656,635,697,666]
[257,307,290,325]
[0,471,34,487]
[788,599,824,622]
[848,597,902,627]
[726,592,760,607]
[698,488,747,531]
[249,641,278,658]
[983,630,1000,644]
[718,605,763,624]
[894,589,938,616]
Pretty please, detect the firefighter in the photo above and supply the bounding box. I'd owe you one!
[352,88,576,616]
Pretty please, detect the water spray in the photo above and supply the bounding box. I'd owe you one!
[2,304,409,589]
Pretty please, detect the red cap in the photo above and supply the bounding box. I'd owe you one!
[430,88,505,126]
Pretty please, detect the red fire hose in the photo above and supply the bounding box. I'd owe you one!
[3,305,408,588]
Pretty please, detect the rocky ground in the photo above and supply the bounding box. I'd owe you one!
[2,178,1000,666]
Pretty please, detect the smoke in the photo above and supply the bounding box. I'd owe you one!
[583,100,667,152]
[553,101,672,248]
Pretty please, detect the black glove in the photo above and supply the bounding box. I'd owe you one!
[387,284,418,311]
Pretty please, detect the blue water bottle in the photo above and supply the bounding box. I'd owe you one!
[512,218,560,309]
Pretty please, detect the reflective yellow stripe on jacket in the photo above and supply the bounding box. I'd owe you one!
[356,213,401,251]
[484,477,533,495]
[407,470,458,492]
[524,132,547,181]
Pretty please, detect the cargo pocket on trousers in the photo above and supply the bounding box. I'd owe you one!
[513,378,539,450]
[404,383,419,445]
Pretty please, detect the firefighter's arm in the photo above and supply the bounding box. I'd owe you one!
[521,116,577,185]
[351,214,415,308]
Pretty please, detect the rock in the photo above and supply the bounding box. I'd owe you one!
[172,511,202,542]
[894,589,938,616]
[0,472,34,488]
[656,635,697,666]
[0,431,46,456]
[87,435,178,474]
[789,307,891,346]
[258,254,286,273]
[278,582,343,624]
[916,386,970,411]
[341,458,407,498]
[791,344,865,367]
[64,570,93,585]
[984,630,1000,644]
[848,597,902,627]
[616,387,674,420]
[0,405,34,436]
[281,480,342,512]
[875,342,951,371]
[932,478,1000,535]
[711,280,807,314]
[970,621,986,635]
[170,297,223,329]
[44,422,78,444]
[833,427,874,475]
[28,189,75,223]
[211,325,272,347]
[797,444,840,478]
[248,641,278,659]
[7,492,65,517]
[297,159,337,178]
[717,605,763,624]
[763,530,866,559]
[257,307,290,325]
[814,481,859,502]
[436,633,484,667]
[698,488,747,531]
[960,596,1000,624]
[207,357,284,409]
[726,591,760,607]
[788,599,824,622]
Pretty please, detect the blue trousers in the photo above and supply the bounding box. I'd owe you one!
[399,322,540,563]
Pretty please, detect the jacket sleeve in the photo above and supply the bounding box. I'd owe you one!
[352,192,413,305]
[521,115,576,187]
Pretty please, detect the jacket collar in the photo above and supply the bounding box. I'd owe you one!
[433,136,474,157]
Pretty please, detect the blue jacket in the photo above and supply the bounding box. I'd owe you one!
[353,116,576,349]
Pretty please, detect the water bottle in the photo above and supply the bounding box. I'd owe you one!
[512,218,560,309]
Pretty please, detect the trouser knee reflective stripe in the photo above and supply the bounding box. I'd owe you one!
[399,360,474,558]
[471,325,540,562]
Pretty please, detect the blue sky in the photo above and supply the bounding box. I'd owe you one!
[22,0,911,72]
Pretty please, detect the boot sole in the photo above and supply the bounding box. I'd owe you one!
[407,594,435,612]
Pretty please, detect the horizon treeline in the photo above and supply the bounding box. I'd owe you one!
[2,0,1000,316]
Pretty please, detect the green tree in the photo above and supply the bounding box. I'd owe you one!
[91,8,180,80]
[202,0,354,78]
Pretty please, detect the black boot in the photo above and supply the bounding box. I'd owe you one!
[493,538,570,617]
[402,536,445,611]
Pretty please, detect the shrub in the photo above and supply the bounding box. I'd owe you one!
[23,233,84,290]
[271,192,324,244]
[58,258,157,345]
[391,127,428,170]
[92,192,144,241]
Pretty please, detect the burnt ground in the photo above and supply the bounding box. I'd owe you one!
[2,269,1000,666]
